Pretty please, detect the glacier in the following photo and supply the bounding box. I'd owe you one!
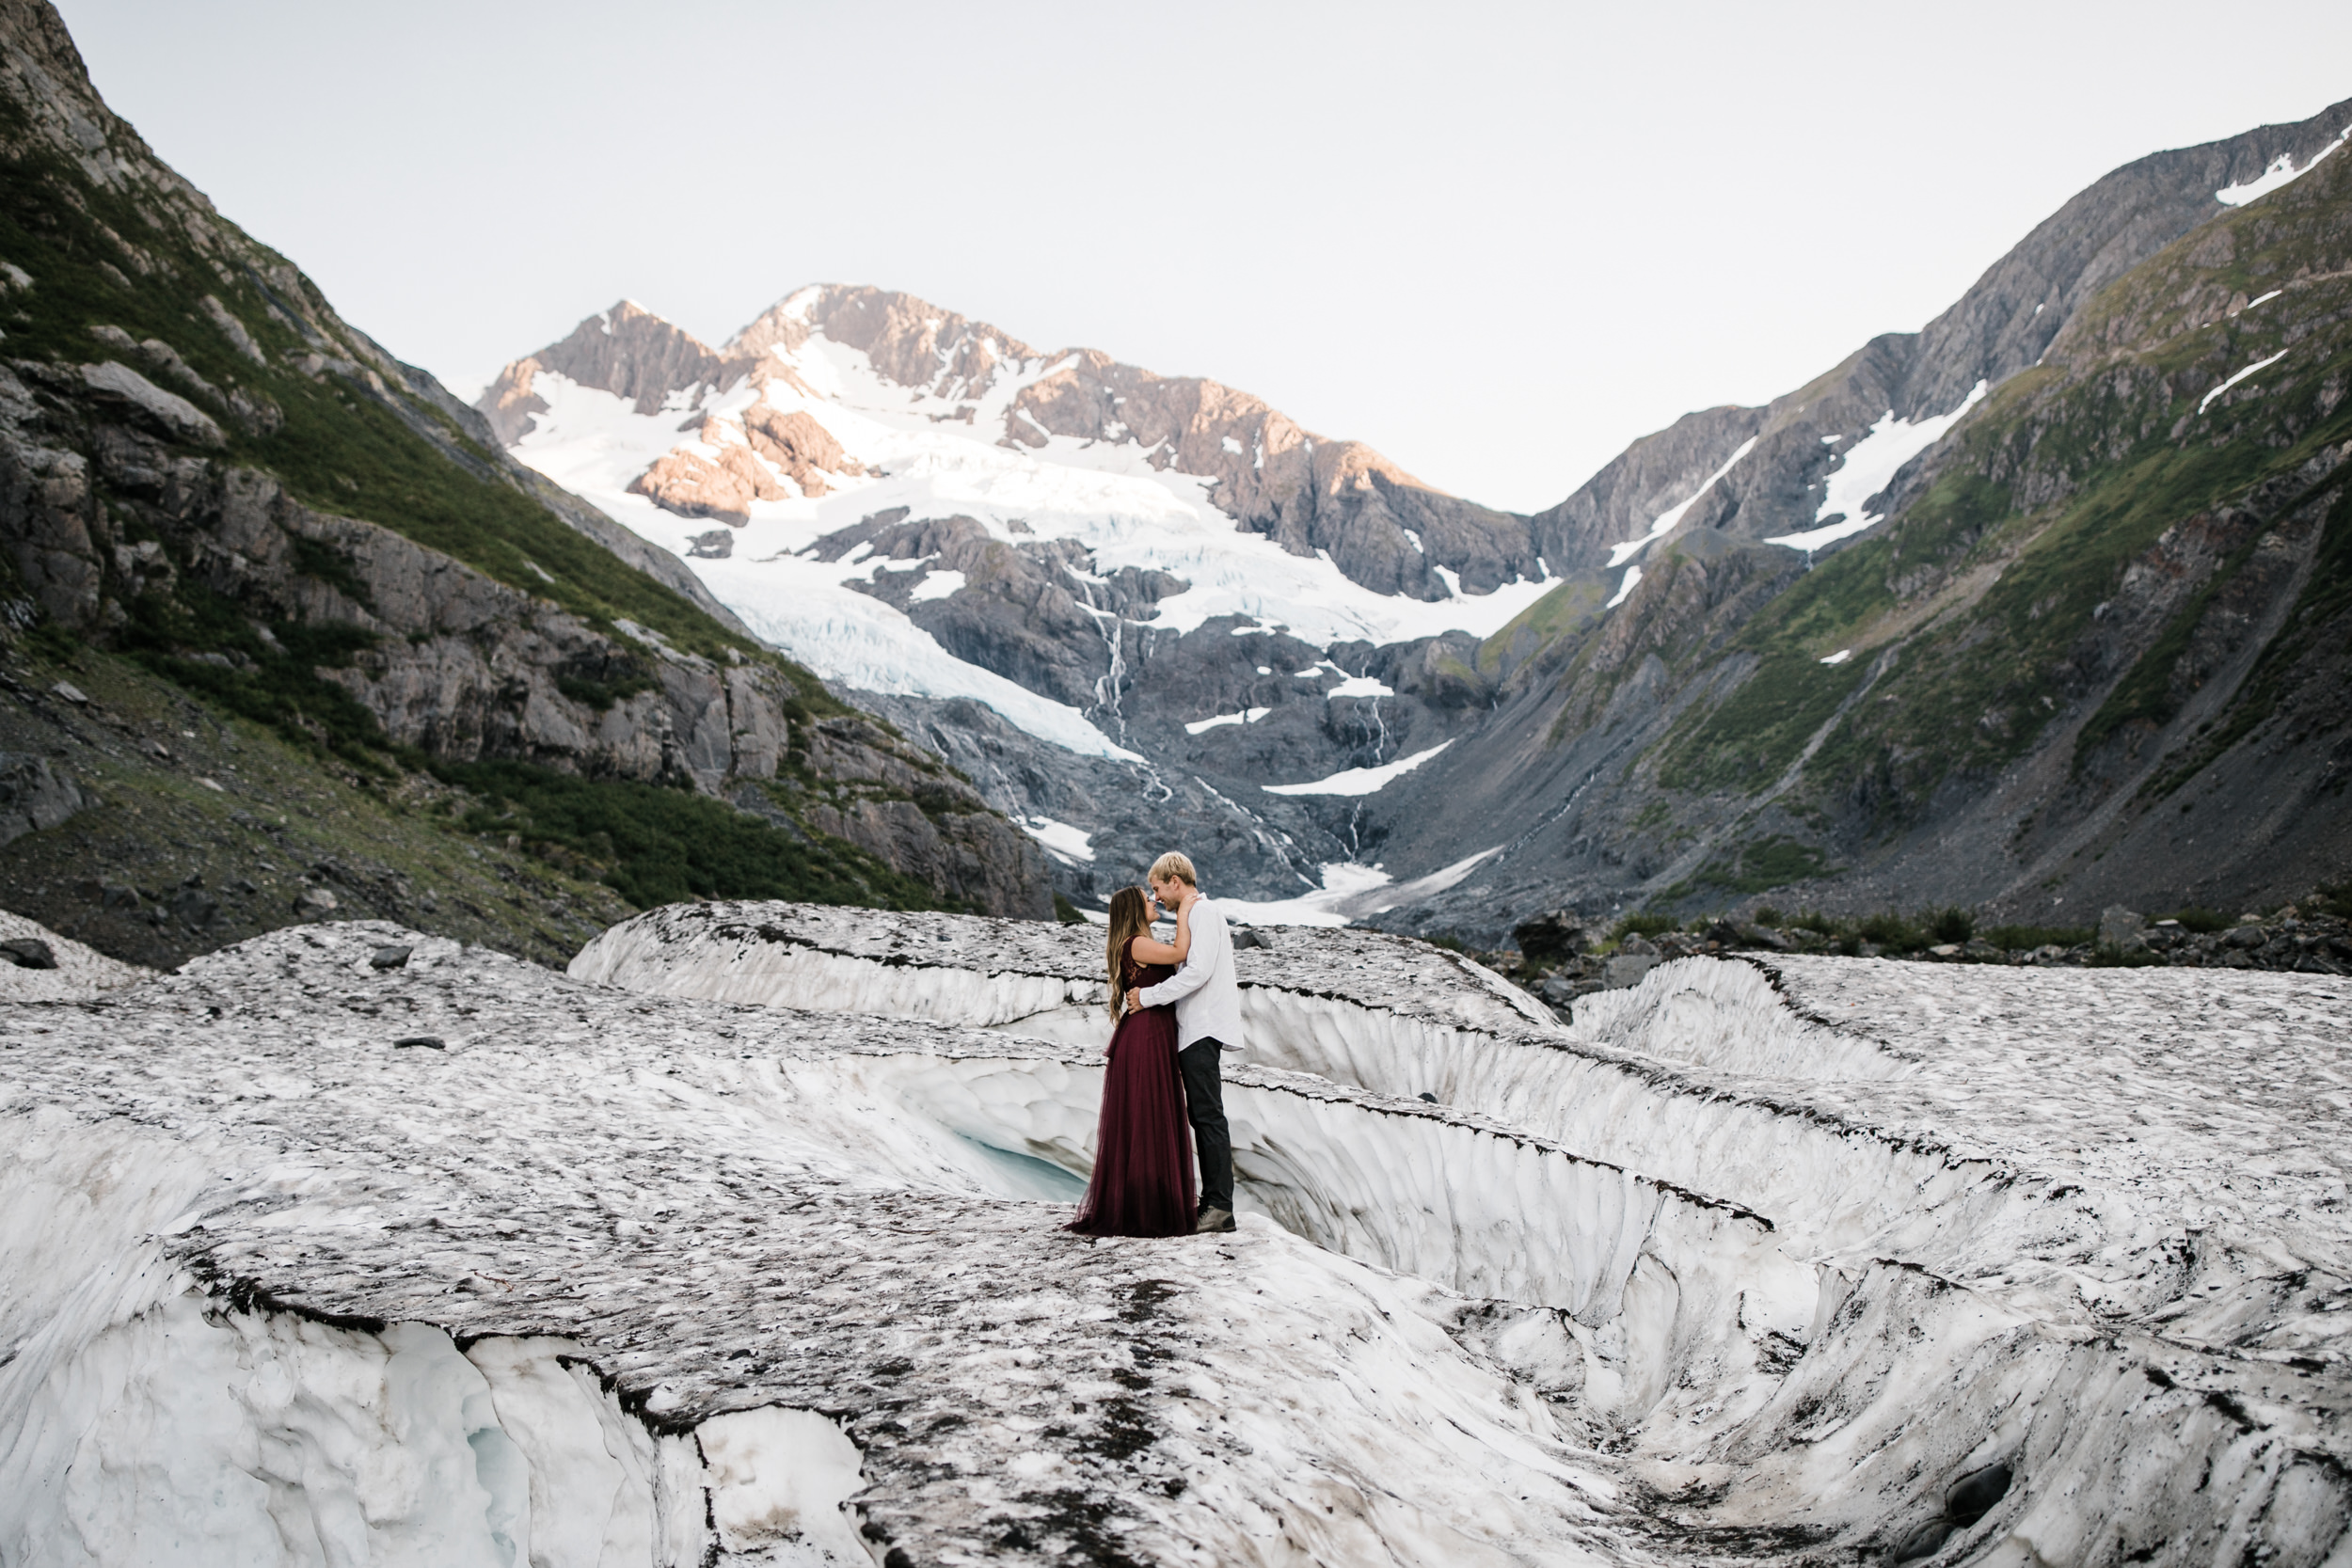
[3,905,2345,1565]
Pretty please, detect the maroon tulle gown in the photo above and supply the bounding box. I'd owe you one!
[1067,958,1197,1237]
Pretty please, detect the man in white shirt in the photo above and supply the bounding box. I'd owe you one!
[1124,850,1242,1233]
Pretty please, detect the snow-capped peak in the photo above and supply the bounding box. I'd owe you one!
[483,284,1560,762]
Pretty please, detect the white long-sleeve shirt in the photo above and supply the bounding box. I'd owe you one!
[1137,896,1245,1053]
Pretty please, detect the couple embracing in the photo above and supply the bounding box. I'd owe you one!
[1067,852,1240,1238]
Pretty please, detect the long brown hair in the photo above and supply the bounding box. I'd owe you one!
[1105,886,1150,1022]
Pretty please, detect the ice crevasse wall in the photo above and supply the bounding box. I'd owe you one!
[0,947,873,1568]
[571,902,2352,1564]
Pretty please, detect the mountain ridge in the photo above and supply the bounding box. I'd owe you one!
[488,282,1537,604]
[473,93,2352,935]
[1532,99,2352,580]
[1377,111,2352,939]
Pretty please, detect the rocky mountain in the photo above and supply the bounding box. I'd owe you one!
[481,286,1573,910]
[482,98,2352,936]
[1378,102,2352,942]
[0,0,1053,970]
[1527,112,2352,577]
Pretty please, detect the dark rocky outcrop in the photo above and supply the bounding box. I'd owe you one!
[0,368,1052,916]
[0,749,86,844]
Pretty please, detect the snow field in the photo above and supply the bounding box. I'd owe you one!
[1213,862,1400,927]
[0,907,151,1001]
[1259,739,1454,796]
[2215,125,2349,206]
[1605,436,1758,570]
[1767,381,1988,552]
[2199,348,2292,416]
[1014,814,1095,864]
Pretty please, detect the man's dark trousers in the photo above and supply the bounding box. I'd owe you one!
[1178,1037,1234,1212]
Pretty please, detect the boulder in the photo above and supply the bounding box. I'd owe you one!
[77,360,223,445]
[0,752,88,845]
[1603,953,1656,990]
[167,886,218,928]
[2098,906,2148,950]
[1511,910,1587,964]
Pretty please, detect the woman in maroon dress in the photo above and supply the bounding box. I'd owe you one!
[1067,886,1198,1237]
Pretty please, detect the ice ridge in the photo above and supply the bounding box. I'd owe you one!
[3,911,2345,1563]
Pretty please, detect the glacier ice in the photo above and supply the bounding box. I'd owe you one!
[571,902,2352,1561]
[2,908,2346,1564]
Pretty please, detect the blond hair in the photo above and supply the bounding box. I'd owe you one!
[1148,851,1197,888]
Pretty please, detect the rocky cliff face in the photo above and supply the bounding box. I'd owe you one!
[0,0,1054,956]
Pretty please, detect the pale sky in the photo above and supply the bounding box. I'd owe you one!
[52,2,2352,513]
